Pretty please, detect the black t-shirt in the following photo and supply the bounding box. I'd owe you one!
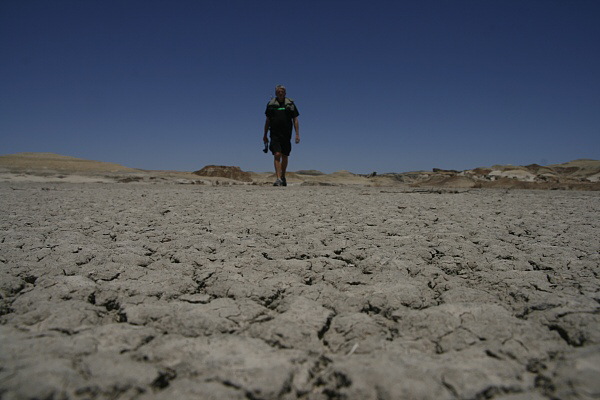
[265,98,299,138]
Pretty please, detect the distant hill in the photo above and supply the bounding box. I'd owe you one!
[407,159,600,190]
[1,152,598,189]
[0,152,139,173]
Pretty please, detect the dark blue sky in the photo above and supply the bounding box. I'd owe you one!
[1,0,599,173]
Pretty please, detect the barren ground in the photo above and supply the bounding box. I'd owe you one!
[1,182,599,399]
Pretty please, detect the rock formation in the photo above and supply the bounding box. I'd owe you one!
[193,165,252,182]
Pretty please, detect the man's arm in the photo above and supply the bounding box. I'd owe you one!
[293,117,300,144]
[263,117,270,143]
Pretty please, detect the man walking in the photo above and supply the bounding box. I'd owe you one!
[263,85,300,186]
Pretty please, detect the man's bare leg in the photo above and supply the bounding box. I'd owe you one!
[281,155,288,178]
[274,152,283,180]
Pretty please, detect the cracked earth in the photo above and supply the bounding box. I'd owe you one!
[1,183,599,399]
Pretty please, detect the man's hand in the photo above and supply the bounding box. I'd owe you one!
[295,135,300,144]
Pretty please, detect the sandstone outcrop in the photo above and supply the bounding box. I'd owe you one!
[408,159,600,190]
[193,165,252,182]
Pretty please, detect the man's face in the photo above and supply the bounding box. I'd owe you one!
[276,88,286,100]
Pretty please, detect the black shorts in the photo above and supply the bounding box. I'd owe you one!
[269,137,291,156]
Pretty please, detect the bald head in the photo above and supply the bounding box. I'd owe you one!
[275,85,286,101]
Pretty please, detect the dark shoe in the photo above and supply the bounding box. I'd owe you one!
[281,177,287,186]
[273,179,283,186]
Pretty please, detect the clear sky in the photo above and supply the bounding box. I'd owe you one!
[1,0,599,174]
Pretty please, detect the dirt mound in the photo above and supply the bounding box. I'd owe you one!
[432,168,460,174]
[331,170,356,177]
[415,175,476,188]
[474,179,600,190]
[193,165,252,182]
[480,160,600,181]
[471,167,492,175]
[524,164,555,174]
[295,170,325,176]
[547,160,600,179]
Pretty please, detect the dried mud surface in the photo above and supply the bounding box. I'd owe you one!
[1,183,599,400]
